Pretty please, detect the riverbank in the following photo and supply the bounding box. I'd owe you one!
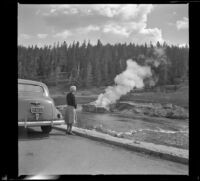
[51,84,189,150]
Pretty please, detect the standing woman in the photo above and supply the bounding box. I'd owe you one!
[65,85,77,135]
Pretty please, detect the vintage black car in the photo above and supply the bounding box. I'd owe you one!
[18,79,64,134]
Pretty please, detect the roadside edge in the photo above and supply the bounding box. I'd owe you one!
[53,125,188,165]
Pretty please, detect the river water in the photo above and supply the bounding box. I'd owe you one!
[55,102,188,149]
[74,105,188,149]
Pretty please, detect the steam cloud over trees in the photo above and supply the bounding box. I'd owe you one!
[95,59,152,108]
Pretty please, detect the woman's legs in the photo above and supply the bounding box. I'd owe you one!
[69,124,75,135]
[69,124,72,133]
[66,124,70,134]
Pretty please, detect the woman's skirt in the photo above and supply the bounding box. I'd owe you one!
[64,105,77,125]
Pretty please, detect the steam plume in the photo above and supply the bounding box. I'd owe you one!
[145,47,168,67]
[95,59,152,108]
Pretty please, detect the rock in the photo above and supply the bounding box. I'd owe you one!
[165,110,174,118]
[132,108,143,114]
[81,101,189,119]
[82,102,109,113]
[171,109,189,119]
[96,106,109,113]
[109,103,116,112]
[115,102,136,110]
[163,103,173,109]
[151,108,168,117]
[82,103,96,112]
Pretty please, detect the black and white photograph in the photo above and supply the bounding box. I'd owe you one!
[18,4,189,176]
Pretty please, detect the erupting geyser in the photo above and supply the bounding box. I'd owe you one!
[92,59,152,110]
[82,48,169,113]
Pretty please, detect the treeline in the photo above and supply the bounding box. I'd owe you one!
[18,40,189,88]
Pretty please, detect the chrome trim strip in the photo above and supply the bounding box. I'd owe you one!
[18,120,65,127]
[25,118,27,128]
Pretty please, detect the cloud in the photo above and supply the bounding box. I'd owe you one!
[37,33,48,39]
[46,4,153,22]
[137,27,163,44]
[54,25,100,39]
[44,11,108,31]
[92,4,122,18]
[176,17,188,30]
[101,21,163,44]
[53,30,72,39]
[48,4,121,17]
[42,4,163,45]
[76,25,100,34]
[36,9,41,15]
[19,33,32,40]
[167,22,174,26]
[103,24,130,37]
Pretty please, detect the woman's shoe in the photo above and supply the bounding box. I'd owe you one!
[69,132,75,135]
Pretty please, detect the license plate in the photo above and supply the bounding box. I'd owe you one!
[31,106,44,113]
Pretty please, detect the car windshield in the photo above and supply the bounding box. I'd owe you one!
[18,83,44,93]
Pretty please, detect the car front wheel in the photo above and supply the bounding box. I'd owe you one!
[41,126,52,134]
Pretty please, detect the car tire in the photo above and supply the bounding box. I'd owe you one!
[41,126,52,134]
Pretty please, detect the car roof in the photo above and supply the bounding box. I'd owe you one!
[18,79,47,87]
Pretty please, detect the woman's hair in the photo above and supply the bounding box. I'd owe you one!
[70,86,76,92]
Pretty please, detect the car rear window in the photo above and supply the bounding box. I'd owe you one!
[18,83,44,93]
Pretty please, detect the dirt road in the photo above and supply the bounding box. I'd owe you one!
[18,127,188,175]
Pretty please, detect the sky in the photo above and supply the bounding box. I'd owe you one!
[18,4,188,47]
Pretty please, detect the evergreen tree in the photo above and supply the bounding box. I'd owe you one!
[18,41,189,88]
[86,62,93,87]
